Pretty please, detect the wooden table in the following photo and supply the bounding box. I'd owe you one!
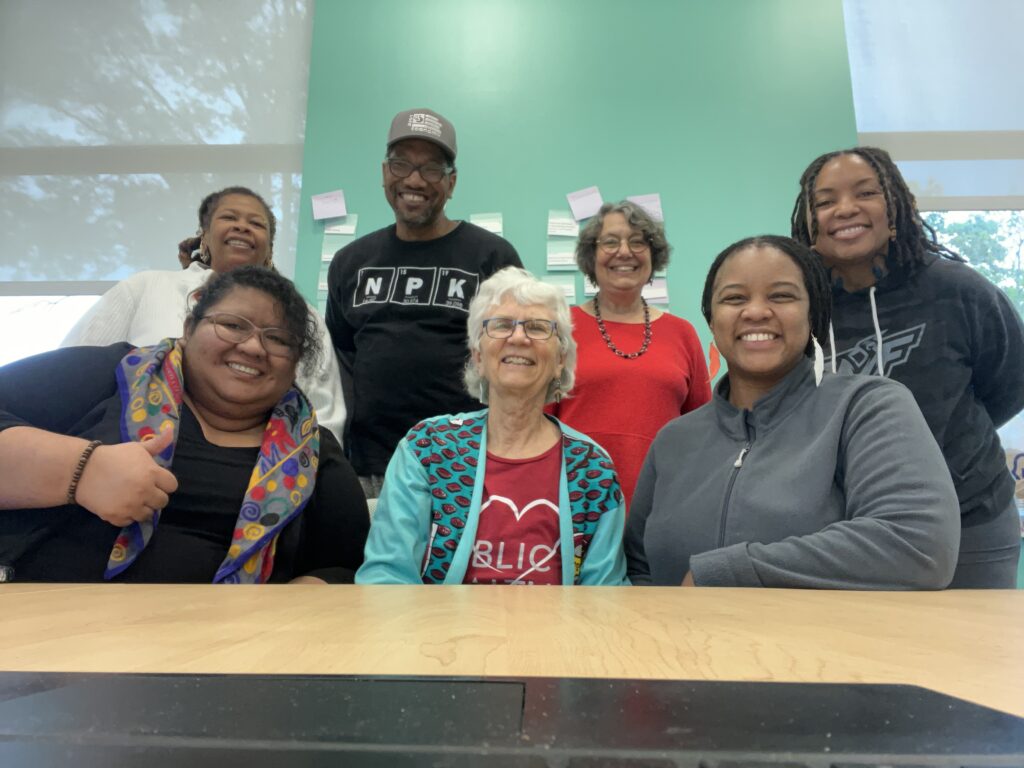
[1,584,1021,719]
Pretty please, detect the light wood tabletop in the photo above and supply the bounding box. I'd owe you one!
[1,584,1021,718]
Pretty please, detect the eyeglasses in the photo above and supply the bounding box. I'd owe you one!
[482,317,558,340]
[597,236,649,254]
[386,157,453,183]
[202,313,300,357]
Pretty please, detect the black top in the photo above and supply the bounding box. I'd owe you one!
[326,222,522,475]
[829,254,1024,517]
[0,343,369,583]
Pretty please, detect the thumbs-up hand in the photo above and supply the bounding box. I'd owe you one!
[75,427,180,527]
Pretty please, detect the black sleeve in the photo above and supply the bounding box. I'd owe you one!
[0,344,131,433]
[966,274,1024,428]
[294,427,370,582]
[487,239,523,274]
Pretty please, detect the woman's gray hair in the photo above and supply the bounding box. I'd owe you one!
[575,200,671,284]
[463,267,576,405]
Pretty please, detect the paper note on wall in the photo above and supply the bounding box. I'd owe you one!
[324,213,358,235]
[312,190,347,220]
[547,210,579,237]
[544,274,577,304]
[470,212,503,235]
[566,186,603,221]
[626,193,664,222]
[547,239,577,271]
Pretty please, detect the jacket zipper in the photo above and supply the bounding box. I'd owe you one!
[717,425,754,549]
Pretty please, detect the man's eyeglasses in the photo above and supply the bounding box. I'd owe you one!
[386,157,453,183]
[482,317,557,340]
[202,313,300,357]
[597,236,649,254]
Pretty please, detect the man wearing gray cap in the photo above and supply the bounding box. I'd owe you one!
[326,108,522,498]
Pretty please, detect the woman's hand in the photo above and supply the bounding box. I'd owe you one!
[178,236,201,269]
[74,427,179,527]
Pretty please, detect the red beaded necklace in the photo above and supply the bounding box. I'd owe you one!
[593,294,651,360]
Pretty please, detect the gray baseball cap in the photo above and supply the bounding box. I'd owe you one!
[387,108,457,161]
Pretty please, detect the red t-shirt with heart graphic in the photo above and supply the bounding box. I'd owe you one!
[463,442,563,585]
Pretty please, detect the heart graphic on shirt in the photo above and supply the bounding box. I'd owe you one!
[480,495,559,522]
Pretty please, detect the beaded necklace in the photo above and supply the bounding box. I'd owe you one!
[593,294,651,360]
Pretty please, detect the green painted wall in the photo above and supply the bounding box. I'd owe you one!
[297,0,858,342]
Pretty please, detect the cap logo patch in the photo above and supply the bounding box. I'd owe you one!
[407,113,443,139]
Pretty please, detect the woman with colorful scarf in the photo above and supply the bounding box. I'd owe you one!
[0,267,368,583]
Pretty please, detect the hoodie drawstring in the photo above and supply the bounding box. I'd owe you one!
[828,322,837,374]
[868,285,885,376]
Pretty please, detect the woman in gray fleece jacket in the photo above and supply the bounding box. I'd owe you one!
[624,235,960,589]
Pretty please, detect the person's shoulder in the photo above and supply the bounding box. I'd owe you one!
[404,409,488,442]
[115,268,186,290]
[912,254,995,297]
[654,310,702,335]
[456,222,519,254]
[652,400,716,441]
[14,341,135,373]
[338,225,396,256]
[817,371,917,414]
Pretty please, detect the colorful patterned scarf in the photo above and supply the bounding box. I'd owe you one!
[107,339,319,583]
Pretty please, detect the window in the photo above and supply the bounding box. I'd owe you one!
[0,0,312,362]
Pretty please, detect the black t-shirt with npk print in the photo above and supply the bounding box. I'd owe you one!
[326,222,522,476]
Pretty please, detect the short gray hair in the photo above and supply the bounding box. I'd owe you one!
[464,267,576,405]
[576,200,671,284]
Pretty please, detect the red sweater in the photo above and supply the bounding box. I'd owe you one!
[549,306,711,510]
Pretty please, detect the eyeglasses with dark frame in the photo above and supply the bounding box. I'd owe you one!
[201,312,301,357]
[385,157,454,183]
[597,236,650,254]
[482,317,558,340]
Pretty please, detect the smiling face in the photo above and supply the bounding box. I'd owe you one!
[473,299,564,406]
[382,138,457,238]
[202,194,273,273]
[593,211,652,295]
[181,286,298,420]
[810,154,892,285]
[709,246,810,401]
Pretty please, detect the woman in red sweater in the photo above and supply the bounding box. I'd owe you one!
[548,201,711,509]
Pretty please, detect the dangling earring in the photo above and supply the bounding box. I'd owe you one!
[553,380,563,403]
[888,225,897,242]
[478,380,487,404]
[811,335,825,387]
[708,341,721,379]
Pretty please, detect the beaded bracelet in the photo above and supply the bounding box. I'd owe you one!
[66,440,102,505]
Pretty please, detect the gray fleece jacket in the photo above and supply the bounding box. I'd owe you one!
[625,358,960,589]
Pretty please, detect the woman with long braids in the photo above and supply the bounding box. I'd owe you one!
[791,146,1024,588]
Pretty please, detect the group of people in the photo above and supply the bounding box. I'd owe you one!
[1,108,1021,590]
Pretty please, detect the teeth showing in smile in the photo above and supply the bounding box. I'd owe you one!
[502,356,534,365]
[400,192,427,202]
[226,239,253,249]
[610,265,637,272]
[228,362,261,376]
[832,225,867,239]
[740,333,777,342]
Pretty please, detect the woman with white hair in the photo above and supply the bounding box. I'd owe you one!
[357,267,628,585]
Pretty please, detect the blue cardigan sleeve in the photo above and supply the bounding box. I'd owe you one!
[354,439,432,584]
